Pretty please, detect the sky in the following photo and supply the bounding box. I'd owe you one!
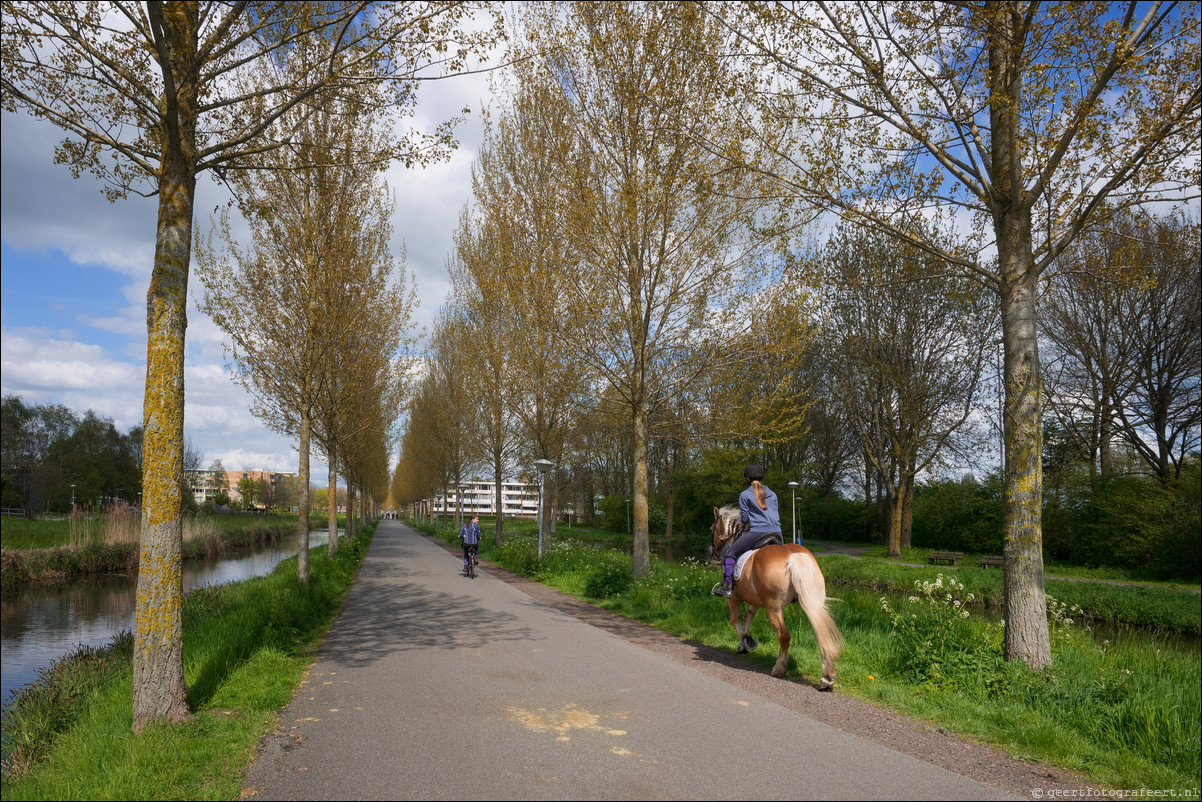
[0,58,494,486]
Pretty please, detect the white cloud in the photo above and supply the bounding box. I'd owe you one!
[1,27,501,488]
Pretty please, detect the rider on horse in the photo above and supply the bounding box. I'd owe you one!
[712,463,782,598]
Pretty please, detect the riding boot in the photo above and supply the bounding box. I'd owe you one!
[711,557,736,598]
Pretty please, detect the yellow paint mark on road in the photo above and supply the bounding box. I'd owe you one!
[508,703,633,746]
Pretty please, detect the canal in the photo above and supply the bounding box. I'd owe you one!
[1,529,333,708]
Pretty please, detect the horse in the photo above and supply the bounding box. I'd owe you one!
[711,505,842,689]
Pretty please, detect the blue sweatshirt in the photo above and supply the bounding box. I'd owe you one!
[739,485,781,534]
[460,521,481,545]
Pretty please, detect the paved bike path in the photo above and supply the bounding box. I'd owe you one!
[242,520,1020,800]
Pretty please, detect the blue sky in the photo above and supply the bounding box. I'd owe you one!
[1,70,491,484]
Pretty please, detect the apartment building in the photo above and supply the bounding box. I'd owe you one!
[186,468,294,507]
[430,478,541,518]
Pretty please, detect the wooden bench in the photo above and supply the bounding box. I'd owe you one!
[978,555,1004,568]
[926,550,965,565]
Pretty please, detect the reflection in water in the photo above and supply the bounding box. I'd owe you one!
[1,530,331,708]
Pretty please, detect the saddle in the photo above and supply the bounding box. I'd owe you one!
[727,533,784,581]
[722,532,783,559]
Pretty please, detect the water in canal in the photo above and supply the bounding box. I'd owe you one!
[1,529,333,708]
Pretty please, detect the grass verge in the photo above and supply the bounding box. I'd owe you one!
[429,524,1200,794]
[815,554,1202,635]
[0,521,375,800]
[849,543,1201,590]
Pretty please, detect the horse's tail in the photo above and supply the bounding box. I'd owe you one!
[787,551,843,688]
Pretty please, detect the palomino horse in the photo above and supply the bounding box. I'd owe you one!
[711,505,842,689]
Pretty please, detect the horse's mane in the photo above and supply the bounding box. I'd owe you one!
[717,504,740,532]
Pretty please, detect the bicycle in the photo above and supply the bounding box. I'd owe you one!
[463,544,478,579]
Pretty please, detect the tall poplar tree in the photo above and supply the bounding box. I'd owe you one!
[713,0,1200,668]
[2,0,497,729]
[197,85,415,578]
[522,1,775,578]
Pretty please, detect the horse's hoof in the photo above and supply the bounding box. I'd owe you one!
[771,669,786,678]
[818,678,835,691]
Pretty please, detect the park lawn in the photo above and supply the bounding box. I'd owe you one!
[843,542,1200,592]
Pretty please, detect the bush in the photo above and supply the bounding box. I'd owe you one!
[582,556,633,598]
[1043,467,1201,581]
[879,573,1000,690]
[910,474,1003,553]
[494,535,540,577]
[799,490,873,543]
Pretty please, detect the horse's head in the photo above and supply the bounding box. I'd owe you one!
[711,505,742,557]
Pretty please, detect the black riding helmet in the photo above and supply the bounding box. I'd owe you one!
[744,463,765,482]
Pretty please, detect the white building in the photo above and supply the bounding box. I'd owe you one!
[432,478,541,518]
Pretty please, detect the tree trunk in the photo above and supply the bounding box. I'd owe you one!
[901,456,915,549]
[327,461,338,555]
[1099,391,1114,479]
[664,484,676,540]
[297,411,311,583]
[862,452,873,541]
[631,402,650,579]
[584,469,595,526]
[991,2,1052,670]
[999,266,1052,669]
[133,1,199,732]
[493,460,504,546]
[885,478,901,558]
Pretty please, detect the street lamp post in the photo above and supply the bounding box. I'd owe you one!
[70,484,76,509]
[533,459,554,557]
[625,498,631,535]
[788,481,800,544]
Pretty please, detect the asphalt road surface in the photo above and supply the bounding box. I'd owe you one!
[241,520,1024,801]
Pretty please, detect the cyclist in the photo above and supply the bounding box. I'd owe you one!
[459,514,482,575]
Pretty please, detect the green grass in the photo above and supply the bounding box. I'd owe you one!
[0,522,375,800]
[0,518,72,549]
[430,525,1200,794]
[844,542,1201,591]
[813,554,1201,635]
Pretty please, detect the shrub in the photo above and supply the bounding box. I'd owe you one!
[494,535,540,577]
[879,573,996,690]
[582,556,633,598]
